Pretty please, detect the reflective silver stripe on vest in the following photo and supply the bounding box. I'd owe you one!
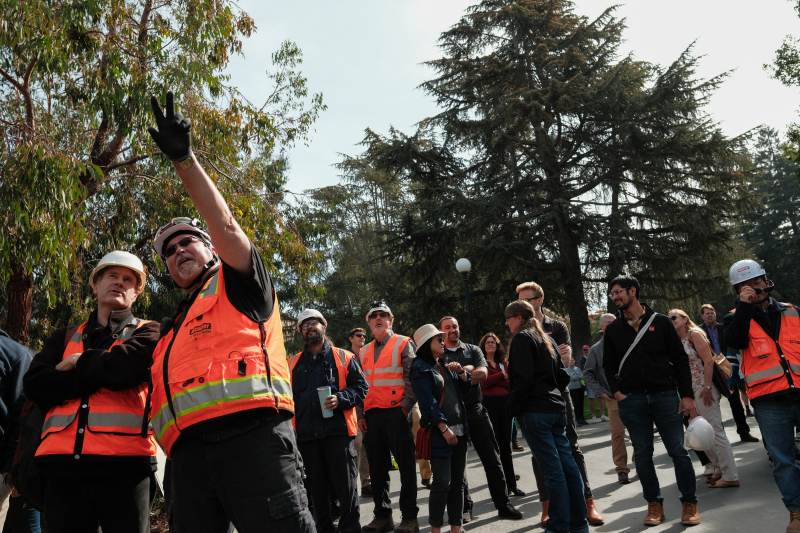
[372,379,404,386]
[337,349,347,367]
[790,364,800,374]
[391,337,403,366]
[374,366,402,374]
[744,365,785,385]
[783,306,799,319]
[87,412,143,429]
[69,330,83,343]
[117,319,141,341]
[199,272,220,299]
[42,412,77,433]
[363,369,372,376]
[151,375,294,441]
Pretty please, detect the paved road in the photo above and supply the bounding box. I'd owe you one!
[357,400,790,532]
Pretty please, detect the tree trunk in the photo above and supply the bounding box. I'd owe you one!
[605,181,623,314]
[554,208,592,355]
[4,262,33,345]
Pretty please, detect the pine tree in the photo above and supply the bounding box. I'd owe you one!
[357,0,754,348]
[746,128,800,304]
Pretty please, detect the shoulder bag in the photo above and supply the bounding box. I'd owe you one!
[687,336,732,398]
[616,313,658,380]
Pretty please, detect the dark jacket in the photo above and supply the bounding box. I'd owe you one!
[410,357,471,458]
[23,308,160,477]
[0,330,31,474]
[507,328,566,416]
[24,309,160,411]
[291,340,368,443]
[723,297,800,402]
[602,303,693,399]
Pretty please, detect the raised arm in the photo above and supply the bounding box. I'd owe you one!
[148,91,253,276]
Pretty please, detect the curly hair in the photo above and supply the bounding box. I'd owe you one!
[479,332,507,363]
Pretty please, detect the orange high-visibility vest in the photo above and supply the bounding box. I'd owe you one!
[735,304,800,400]
[149,268,293,458]
[360,334,409,411]
[36,319,158,460]
[289,347,358,437]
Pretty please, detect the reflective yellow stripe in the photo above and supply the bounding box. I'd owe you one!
[151,374,293,441]
[745,365,785,385]
[198,272,219,300]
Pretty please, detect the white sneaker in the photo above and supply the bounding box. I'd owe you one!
[601,415,608,422]
[703,464,715,476]
[591,416,597,422]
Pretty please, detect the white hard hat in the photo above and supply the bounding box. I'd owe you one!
[297,309,327,333]
[729,259,767,286]
[365,301,393,322]
[89,251,147,292]
[153,217,212,258]
[684,416,715,451]
[413,324,445,349]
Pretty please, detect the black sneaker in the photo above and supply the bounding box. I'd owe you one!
[498,504,522,520]
[618,472,631,484]
[740,433,759,443]
[463,509,472,523]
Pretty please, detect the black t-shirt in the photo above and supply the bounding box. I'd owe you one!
[173,244,283,442]
[445,342,487,409]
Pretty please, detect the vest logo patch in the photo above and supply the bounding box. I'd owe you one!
[791,340,800,344]
[758,354,769,359]
[190,323,212,336]
[649,326,655,332]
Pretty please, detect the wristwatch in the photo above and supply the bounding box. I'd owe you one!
[704,385,712,390]
[440,425,448,433]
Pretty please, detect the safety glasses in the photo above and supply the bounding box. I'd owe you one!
[164,236,201,259]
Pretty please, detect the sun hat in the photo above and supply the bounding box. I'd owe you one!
[413,324,445,349]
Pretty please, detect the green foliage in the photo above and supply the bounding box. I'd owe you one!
[306,0,755,349]
[743,129,800,304]
[0,0,325,346]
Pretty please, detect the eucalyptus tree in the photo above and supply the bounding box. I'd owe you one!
[0,0,324,344]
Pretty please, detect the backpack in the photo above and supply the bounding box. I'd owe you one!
[10,325,77,511]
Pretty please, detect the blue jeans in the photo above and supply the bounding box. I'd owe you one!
[518,412,588,533]
[617,391,697,504]
[753,395,800,511]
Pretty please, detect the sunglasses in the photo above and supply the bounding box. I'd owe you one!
[301,319,320,331]
[369,312,390,319]
[523,296,542,303]
[435,337,445,344]
[352,333,365,338]
[164,236,201,259]
[752,287,771,295]
[669,315,680,321]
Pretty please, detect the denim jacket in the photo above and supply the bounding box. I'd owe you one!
[410,357,471,457]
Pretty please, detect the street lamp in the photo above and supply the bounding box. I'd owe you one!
[456,258,477,344]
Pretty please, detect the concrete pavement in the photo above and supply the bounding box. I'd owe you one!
[357,399,791,532]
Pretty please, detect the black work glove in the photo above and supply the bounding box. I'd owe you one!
[148,91,192,162]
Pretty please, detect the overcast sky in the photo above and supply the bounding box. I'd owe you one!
[225,1,800,193]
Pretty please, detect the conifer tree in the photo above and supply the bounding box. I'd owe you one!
[358,0,753,348]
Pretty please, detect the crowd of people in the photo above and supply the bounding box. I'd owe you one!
[0,92,796,533]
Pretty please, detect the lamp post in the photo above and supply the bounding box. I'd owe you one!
[456,258,477,344]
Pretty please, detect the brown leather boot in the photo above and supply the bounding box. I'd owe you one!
[394,517,419,533]
[512,439,524,452]
[362,515,395,533]
[788,511,800,533]
[540,501,549,526]
[586,498,604,525]
[681,502,700,526]
[643,502,665,526]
